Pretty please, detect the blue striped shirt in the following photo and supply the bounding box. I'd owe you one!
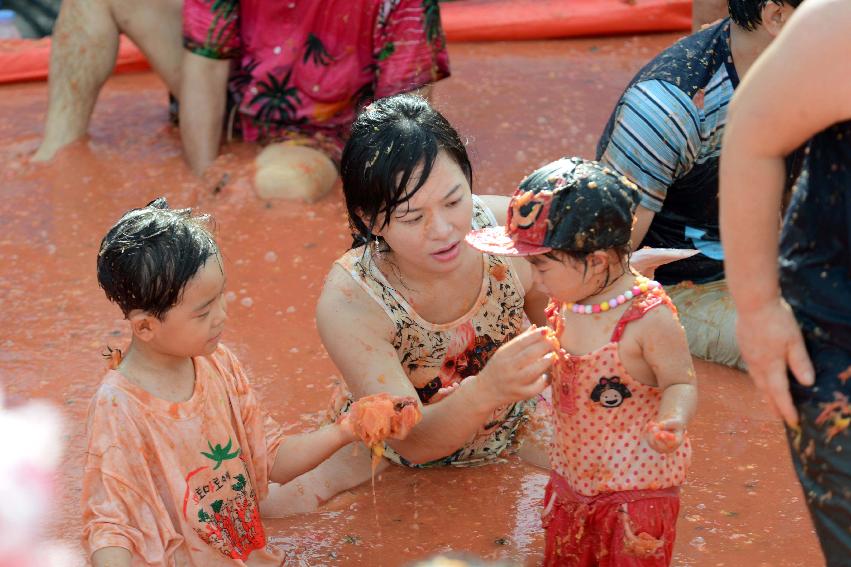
[597,19,738,284]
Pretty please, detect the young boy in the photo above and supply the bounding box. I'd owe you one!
[83,198,409,566]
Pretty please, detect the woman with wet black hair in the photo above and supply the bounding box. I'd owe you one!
[320,93,555,470]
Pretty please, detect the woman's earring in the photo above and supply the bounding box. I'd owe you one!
[373,235,382,259]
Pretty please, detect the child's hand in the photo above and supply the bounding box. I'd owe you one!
[645,418,685,453]
[477,326,556,407]
[336,414,359,443]
[387,399,421,441]
[344,393,422,447]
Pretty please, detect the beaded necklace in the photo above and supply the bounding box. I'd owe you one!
[566,276,660,315]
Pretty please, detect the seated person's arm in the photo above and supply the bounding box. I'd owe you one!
[180,51,230,175]
[316,264,553,465]
[217,347,362,488]
[83,403,167,567]
[83,462,150,565]
[630,206,655,251]
[91,547,132,567]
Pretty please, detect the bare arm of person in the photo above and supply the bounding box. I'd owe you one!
[269,422,358,486]
[637,306,698,453]
[720,0,851,425]
[91,547,132,567]
[316,265,555,465]
[179,51,230,175]
[630,205,655,250]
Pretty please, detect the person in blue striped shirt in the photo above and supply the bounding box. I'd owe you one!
[597,0,804,370]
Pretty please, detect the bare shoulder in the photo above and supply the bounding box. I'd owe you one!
[315,262,416,400]
[316,262,395,343]
[476,194,511,225]
[629,299,688,350]
[644,300,685,331]
[618,298,694,386]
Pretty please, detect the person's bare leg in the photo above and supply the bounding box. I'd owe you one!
[254,143,339,202]
[111,0,182,95]
[261,442,385,517]
[33,0,182,162]
[693,0,728,31]
[33,0,119,161]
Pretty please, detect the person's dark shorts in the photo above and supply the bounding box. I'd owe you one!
[784,316,851,567]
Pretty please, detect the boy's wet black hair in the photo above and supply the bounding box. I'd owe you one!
[96,198,218,319]
[340,93,473,248]
[728,0,803,31]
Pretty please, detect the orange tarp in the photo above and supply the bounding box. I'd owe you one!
[0,0,691,84]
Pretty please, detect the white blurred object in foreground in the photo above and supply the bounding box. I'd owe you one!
[0,388,75,567]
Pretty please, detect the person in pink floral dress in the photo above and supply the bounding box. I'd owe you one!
[34,0,449,202]
[181,0,450,199]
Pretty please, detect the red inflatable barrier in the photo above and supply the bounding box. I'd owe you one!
[441,0,691,42]
[0,0,691,85]
[0,35,150,84]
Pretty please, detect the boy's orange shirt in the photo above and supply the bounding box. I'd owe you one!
[82,344,285,566]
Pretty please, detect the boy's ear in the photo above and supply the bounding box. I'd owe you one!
[128,310,159,342]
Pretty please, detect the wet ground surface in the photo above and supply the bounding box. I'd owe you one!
[0,34,823,566]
